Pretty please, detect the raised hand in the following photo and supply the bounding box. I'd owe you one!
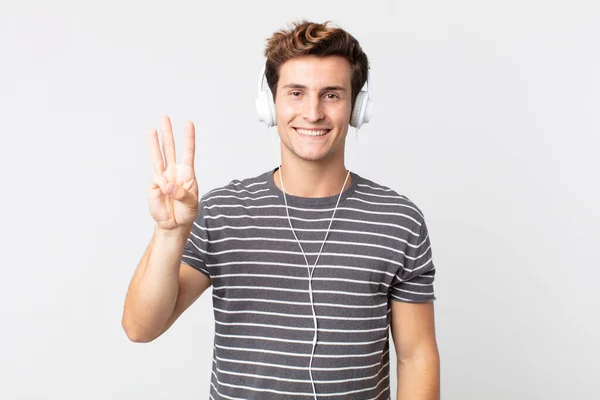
[148,115,199,231]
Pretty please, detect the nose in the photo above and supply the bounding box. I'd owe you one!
[301,95,324,123]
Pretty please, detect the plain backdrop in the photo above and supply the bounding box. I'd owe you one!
[1,0,598,399]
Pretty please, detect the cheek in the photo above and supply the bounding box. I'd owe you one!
[276,102,296,121]
[334,107,352,124]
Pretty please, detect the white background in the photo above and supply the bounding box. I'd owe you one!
[1,0,598,399]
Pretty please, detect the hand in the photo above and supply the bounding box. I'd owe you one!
[148,115,199,231]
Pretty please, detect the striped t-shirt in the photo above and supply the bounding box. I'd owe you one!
[181,167,436,400]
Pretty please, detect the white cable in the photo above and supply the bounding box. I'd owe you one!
[280,165,348,400]
[270,126,359,399]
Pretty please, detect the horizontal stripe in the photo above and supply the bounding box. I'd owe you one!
[395,288,434,296]
[211,370,389,397]
[193,231,412,256]
[214,349,390,372]
[204,260,397,277]
[213,358,390,384]
[204,202,420,223]
[213,306,390,321]
[211,273,391,288]
[215,320,389,334]
[215,332,388,346]
[230,180,267,188]
[356,183,394,192]
[404,255,433,273]
[210,382,245,400]
[215,343,384,359]
[203,194,279,202]
[206,187,271,196]
[213,294,389,309]
[194,222,422,247]
[206,213,420,236]
[192,247,405,267]
[390,293,435,303]
[212,285,388,297]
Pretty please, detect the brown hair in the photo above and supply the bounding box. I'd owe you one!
[263,20,369,110]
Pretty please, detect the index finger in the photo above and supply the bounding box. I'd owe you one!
[148,128,164,174]
[181,121,196,169]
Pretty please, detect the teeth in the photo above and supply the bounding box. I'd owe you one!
[296,128,329,136]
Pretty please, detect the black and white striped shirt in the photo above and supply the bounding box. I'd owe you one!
[182,167,436,400]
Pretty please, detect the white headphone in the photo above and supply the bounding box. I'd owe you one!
[255,62,373,128]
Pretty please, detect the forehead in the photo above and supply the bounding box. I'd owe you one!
[278,55,352,89]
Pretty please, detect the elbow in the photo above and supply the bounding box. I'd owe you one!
[121,316,157,343]
[124,330,154,343]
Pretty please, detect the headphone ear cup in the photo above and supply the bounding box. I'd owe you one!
[362,97,373,126]
[256,90,276,127]
[350,91,367,128]
[268,89,277,127]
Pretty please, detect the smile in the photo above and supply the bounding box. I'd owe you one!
[294,128,331,137]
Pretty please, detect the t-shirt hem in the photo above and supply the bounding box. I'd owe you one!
[390,295,436,304]
[181,260,211,280]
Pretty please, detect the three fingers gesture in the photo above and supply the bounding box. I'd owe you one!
[148,116,199,231]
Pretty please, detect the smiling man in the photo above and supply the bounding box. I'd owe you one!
[122,20,440,400]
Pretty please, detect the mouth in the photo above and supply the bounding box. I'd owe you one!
[293,128,331,137]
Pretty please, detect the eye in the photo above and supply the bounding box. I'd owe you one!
[290,91,302,97]
[324,93,339,99]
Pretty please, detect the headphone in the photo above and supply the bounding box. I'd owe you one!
[255,62,373,128]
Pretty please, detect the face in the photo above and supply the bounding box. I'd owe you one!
[274,55,353,165]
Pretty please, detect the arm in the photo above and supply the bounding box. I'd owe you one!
[121,225,211,343]
[122,116,210,343]
[391,301,440,400]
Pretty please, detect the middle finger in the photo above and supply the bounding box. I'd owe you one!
[160,115,177,168]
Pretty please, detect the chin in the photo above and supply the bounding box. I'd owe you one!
[294,150,337,163]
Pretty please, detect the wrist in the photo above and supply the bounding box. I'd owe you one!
[154,224,192,240]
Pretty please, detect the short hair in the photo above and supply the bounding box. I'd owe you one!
[263,20,369,110]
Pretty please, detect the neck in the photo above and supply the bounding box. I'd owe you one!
[273,157,351,198]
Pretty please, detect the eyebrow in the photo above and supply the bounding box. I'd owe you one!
[282,83,347,91]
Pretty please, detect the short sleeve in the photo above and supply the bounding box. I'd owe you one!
[181,198,211,279]
[390,217,436,303]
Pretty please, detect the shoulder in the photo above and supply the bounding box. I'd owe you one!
[199,169,274,207]
[352,174,427,232]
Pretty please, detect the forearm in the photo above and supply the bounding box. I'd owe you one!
[122,225,192,342]
[396,349,440,400]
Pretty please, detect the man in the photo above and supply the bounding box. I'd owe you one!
[122,20,440,399]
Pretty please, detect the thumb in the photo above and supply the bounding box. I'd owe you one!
[169,184,196,205]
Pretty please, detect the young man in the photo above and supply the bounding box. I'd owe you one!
[122,20,440,400]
